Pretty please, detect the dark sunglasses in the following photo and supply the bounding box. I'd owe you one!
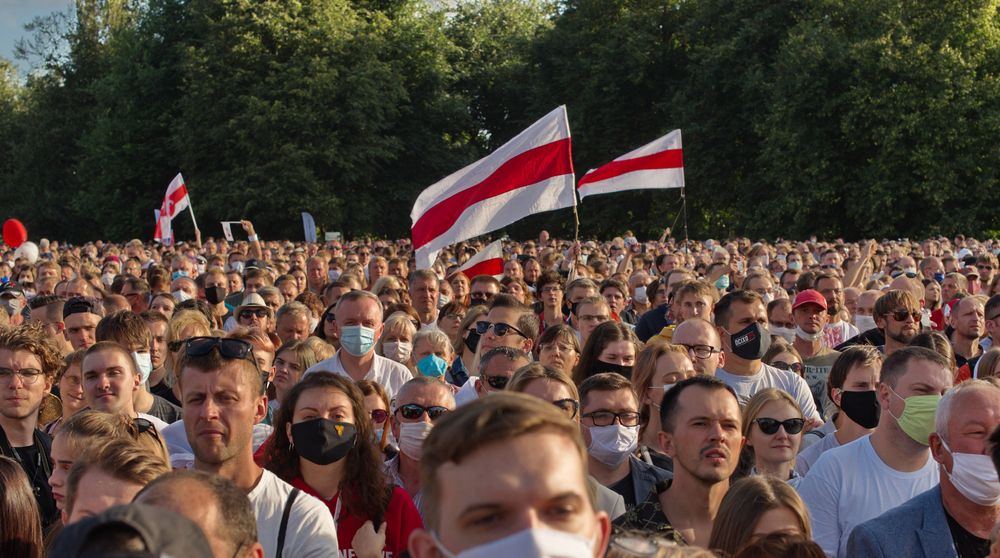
[755,417,805,435]
[370,409,389,424]
[772,361,804,374]
[324,313,336,323]
[133,417,163,445]
[239,308,269,320]
[887,309,921,322]
[475,320,528,338]
[184,336,257,367]
[395,403,450,421]
[482,374,509,390]
[470,292,495,302]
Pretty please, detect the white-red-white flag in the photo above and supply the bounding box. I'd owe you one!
[411,106,576,270]
[153,209,173,245]
[577,130,684,200]
[153,173,191,244]
[456,239,504,279]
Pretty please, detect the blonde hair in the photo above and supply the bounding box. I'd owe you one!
[632,341,691,433]
[64,437,171,518]
[507,364,580,401]
[741,388,804,462]
[707,476,811,555]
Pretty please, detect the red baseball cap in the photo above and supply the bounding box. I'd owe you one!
[793,289,828,311]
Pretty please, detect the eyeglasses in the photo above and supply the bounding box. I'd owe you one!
[239,308,269,320]
[394,403,450,422]
[0,368,44,386]
[771,361,803,374]
[482,374,510,390]
[552,398,580,419]
[184,337,258,368]
[977,264,995,270]
[887,309,921,322]
[475,321,529,339]
[370,409,389,424]
[581,411,640,427]
[754,417,805,435]
[676,343,720,359]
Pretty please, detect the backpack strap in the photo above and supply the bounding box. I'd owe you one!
[276,488,301,558]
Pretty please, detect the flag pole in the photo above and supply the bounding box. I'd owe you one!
[681,187,689,258]
[187,203,200,233]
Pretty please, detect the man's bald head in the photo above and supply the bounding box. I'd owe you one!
[671,317,724,375]
[135,470,260,558]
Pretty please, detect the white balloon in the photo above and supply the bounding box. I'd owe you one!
[14,241,38,264]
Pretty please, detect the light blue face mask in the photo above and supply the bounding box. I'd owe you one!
[340,325,377,356]
[417,354,448,378]
[171,270,188,280]
[714,275,730,290]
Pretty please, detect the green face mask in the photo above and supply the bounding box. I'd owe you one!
[887,385,941,446]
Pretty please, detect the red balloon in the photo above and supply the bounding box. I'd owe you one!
[3,219,27,248]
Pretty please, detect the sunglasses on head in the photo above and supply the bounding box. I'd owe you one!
[395,403,450,422]
[240,308,269,320]
[475,321,528,338]
[888,309,921,322]
[324,313,336,323]
[755,417,805,435]
[184,336,257,367]
[370,409,389,424]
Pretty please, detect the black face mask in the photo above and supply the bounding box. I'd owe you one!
[728,322,771,361]
[291,419,356,465]
[464,330,481,353]
[592,360,633,379]
[569,301,580,316]
[204,286,227,305]
[839,390,880,429]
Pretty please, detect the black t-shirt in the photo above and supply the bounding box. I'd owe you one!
[151,380,181,406]
[1,430,58,528]
[609,472,637,509]
[945,508,990,558]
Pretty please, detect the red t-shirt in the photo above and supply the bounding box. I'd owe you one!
[291,477,423,557]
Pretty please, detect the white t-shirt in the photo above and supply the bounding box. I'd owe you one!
[823,320,858,349]
[305,352,412,401]
[137,412,169,433]
[795,428,840,476]
[798,434,939,558]
[454,378,480,406]
[249,469,339,558]
[715,363,822,422]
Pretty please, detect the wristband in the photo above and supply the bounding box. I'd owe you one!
[248,234,259,242]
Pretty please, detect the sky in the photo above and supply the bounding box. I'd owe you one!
[0,0,68,73]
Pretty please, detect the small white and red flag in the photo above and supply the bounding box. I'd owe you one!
[153,173,197,244]
[411,106,576,270]
[455,239,504,279]
[577,130,684,200]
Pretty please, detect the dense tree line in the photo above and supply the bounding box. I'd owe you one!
[1,0,998,243]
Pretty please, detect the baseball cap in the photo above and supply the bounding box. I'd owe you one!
[63,296,104,319]
[50,503,213,558]
[792,289,828,311]
[0,283,24,298]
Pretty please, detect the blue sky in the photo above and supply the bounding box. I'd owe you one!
[0,0,68,73]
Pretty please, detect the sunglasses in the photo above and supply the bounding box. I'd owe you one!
[482,374,509,390]
[395,403,450,422]
[887,309,921,322]
[470,292,496,302]
[133,417,163,445]
[772,361,803,374]
[184,337,257,367]
[475,321,528,338]
[370,409,389,424]
[240,308,269,320]
[754,417,805,435]
[324,313,336,323]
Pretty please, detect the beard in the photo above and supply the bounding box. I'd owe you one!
[888,328,917,344]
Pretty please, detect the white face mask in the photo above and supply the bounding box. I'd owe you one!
[795,325,824,342]
[132,351,153,384]
[854,314,877,332]
[382,341,413,364]
[941,438,1000,505]
[101,272,115,286]
[172,290,193,303]
[587,424,639,468]
[632,286,648,305]
[769,326,795,343]
[438,294,452,308]
[434,527,596,558]
[398,421,433,460]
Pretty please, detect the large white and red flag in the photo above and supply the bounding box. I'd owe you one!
[153,173,195,244]
[577,130,684,200]
[411,106,576,270]
[456,239,504,279]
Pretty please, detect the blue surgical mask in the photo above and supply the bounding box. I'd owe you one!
[934,272,945,283]
[340,325,377,356]
[417,354,448,378]
[787,260,802,271]
[714,275,730,290]
[171,270,188,280]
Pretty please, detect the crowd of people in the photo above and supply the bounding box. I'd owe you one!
[0,227,999,558]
